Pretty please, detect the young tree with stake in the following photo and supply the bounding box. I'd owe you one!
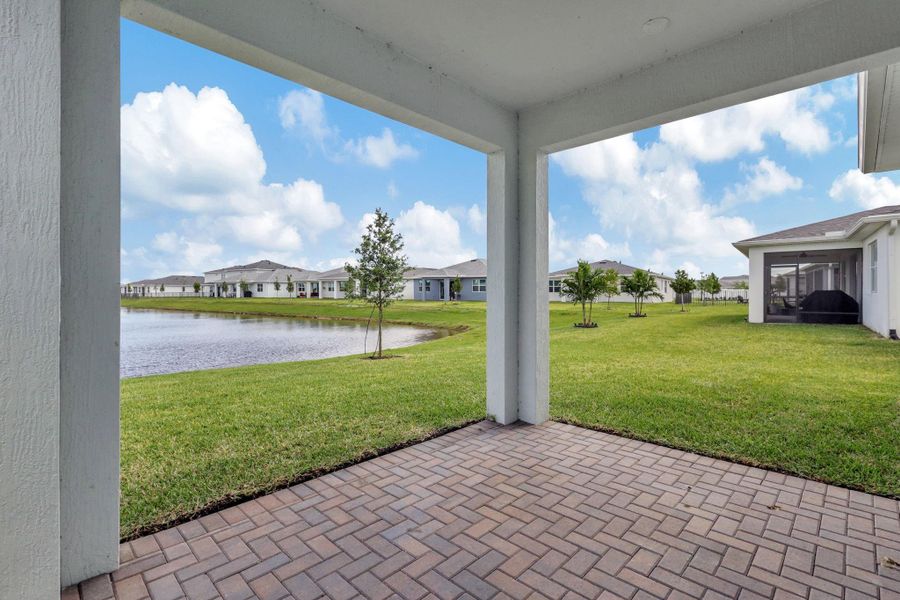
[193,281,201,295]
[274,277,281,297]
[597,268,620,310]
[286,274,294,297]
[345,208,409,358]
[450,276,462,301]
[670,269,695,312]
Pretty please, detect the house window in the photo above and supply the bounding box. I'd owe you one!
[418,281,423,292]
[472,279,486,292]
[325,282,334,292]
[256,283,264,292]
[663,280,668,293]
[298,282,305,291]
[424,280,431,292]
[338,281,347,292]
[869,240,878,292]
[181,286,185,292]
[548,280,561,293]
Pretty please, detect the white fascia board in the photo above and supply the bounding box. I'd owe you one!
[122,0,516,153]
[734,214,900,255]
[522,0,900,153]
[736,239,865,257]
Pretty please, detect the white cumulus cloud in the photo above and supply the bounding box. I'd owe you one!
[394,201,477,267]
[121,84,344,270]
[659,88,832,162]
[344,128,418,169]
[548,213,630,270]
[829,170,900,209]
[279,88,419,169]
[467,204,486,235]
[721,157,802,209]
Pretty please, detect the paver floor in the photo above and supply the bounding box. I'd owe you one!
[64,421,900,599]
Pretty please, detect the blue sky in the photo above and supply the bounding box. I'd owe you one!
[121,19,900,282]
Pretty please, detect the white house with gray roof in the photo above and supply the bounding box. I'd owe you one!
[734,205,900,338]
[121,275,203,297]
[547,260,674,304]
[202,260,321,298]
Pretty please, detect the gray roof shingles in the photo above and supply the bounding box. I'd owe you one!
[548,259,669,279]
[736,204,900,244]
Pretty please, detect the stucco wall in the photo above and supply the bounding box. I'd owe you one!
[1,2,62,597]
[862,225,891,337]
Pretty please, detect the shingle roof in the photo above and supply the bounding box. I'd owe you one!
[719,275,749,287]
[438,258,487,278]
[317,266,351,280]
[548,260,670,279]
[736,204,900,243]
[204,259,295,274]
[127,275,203,286]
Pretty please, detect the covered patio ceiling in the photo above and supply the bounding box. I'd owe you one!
[313,0,825,110]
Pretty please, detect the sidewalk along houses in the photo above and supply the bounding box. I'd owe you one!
[202,260,321,298]
[547,260,675,303]
[121,275,203,297]
[734,204,900,338]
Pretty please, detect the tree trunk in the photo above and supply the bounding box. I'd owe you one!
[587,299,594,325]
[606,295,611,310]
[680,296,685,312]
[377,306,383,358]
[581,301,587,326]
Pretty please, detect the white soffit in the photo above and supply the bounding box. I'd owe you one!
[860,63,900,173]
[314,0,823,110]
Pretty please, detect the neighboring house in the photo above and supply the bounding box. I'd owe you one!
[202,260,321,298]
[411,259,487,301]
[733,205,900,338]
[121,275,203,297]
[547,260,675,303]
[315,266,353,299]
[718,275,750,301]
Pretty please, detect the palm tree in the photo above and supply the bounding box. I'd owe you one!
[561,260,601,327]
[620,269,663,317]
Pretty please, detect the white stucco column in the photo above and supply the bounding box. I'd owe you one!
[59,0,121,586]
[748,249,765,323]
[517,150,550,424]
[487,151,518,424]
[486,144,549,425]
[1,2,64,596]
[1,0,119,594]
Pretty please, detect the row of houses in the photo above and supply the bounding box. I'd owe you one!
[123,258,687,303]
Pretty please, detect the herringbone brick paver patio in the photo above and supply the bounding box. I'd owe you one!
[64,421,900,599]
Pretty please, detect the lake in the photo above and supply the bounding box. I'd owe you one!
[121,308,447,378]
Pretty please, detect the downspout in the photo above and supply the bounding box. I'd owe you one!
[889,219,899,339]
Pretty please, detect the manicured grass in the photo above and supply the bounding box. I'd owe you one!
[120,297,899,538]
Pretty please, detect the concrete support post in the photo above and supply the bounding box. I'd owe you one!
[487,150,519,424]
[517,150,550,425]
[59,0,121,586]
[486,144,550,425]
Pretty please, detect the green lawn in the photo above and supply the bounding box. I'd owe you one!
[120,297,900,538]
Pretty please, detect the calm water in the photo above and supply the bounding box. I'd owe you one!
[121,308,447,378]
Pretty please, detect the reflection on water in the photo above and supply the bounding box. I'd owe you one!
[120,308,446,378]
